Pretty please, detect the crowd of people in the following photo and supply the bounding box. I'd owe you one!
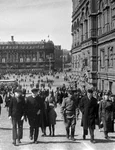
[0,71,115,146]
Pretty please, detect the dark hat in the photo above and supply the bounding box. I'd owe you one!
[31,88,39,93]
[15,89,22,93]
[87,89,93,93]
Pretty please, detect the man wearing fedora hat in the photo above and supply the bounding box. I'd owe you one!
[9,88,26,146]
[80,88,98,143]
[26,88,42,144]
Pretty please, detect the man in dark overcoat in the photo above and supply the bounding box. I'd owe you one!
[80,89,98,143]
[99,91,114,139]
[9,89,26,146]
[26,88,42,144]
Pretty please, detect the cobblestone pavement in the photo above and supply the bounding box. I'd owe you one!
[0,104,115,150]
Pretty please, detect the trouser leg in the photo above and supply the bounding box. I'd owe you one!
[30,126,34,138]
[104,131,108,138]
[65,119,71,139]
[49,125,51,135]
[12,118,17,140]
[52,125,55,136]
[89,127,94,140]
[17,120,23,140]
[70,118,76,140]
[66,128,70,138]
[34,127,39,142]
[83,129,88,139]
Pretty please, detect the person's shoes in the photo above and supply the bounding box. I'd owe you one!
[42,133,46,137]
[90,139,96,143]
[17,139,21,143]
[83,135,86,140]
[105,136,110,140]
[34,141,38,144]
[66,134,69,139]
[70,137,75,141]
[30,136,33,140]
[12,140,18,146]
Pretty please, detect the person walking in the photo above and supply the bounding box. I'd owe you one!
[9,89,26,146]
[45,91,57,136]
[26,88,42,144]
[99,91,114,139]
[61,89,78,141]
[80,89,98,143]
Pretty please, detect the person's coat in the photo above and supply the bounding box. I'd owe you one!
[99,99,114,132]
[26,95,42,127]
[80,96,98,130]
[9,96,25,120]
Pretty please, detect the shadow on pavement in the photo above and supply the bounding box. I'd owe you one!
[38,140,80,144]
[19,142,34,146]
[0,127,11,130]
[110,136,115,139]
[19,140,80,146]
[95,139,115,143]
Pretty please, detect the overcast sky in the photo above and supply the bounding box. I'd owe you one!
[0,0,72,50]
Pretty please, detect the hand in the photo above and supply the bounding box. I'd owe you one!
[9,116,11,120]
[37,110,41,115]
[21,116,24,120]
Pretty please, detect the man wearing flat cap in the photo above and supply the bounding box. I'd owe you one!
[26,88,42,144]
[61,88,78,141]
[80,88,98,143]
[9,88,26,146]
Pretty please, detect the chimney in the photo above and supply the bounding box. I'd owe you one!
[11,36,14,42]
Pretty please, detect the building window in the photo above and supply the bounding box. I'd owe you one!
[78,55,80,68]
[109,81,113,92]
[75,56,77,68]
[85,20,88,40]
[100,49,105,67]
[2,58,5,63]
[108,47,113,67]
[102,80,104,91]
[20,58,24,62]
[81,24,83,42]
[26,58,30,62]
[33,58,36,62]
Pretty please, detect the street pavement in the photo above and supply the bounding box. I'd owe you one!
[0,74,115,150]
[0,104,115,150]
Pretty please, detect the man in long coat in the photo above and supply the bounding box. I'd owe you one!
[9,89,26,146]
[26,88,42,144]
[80,89,98,143]
[99,91,114,139]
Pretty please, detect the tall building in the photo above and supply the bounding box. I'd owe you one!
[54,45,63,71]
[71,0,98,89]
[71,0,115,92]
[0,36,55,72]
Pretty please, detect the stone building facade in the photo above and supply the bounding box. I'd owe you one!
[71,0,115,93]
[71,0,98,89]
[0,37,55,73]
